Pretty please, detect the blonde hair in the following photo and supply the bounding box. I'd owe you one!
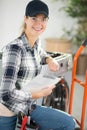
[19,21,26,36]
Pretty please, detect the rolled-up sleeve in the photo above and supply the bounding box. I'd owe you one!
[38,44,50,65]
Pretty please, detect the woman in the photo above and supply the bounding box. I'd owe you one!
[0,0,75,130]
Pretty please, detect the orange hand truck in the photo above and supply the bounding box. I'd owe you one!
[68,39,87,130]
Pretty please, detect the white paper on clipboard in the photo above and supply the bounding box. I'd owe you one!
[23,74,61,92]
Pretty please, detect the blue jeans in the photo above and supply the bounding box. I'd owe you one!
[30,105,76,130]
[0,115,17,130]
[0,105,75,130]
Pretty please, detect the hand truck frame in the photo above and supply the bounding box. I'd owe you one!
[68,39,87,130]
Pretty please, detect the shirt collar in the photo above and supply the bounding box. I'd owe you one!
[21,33,39,51]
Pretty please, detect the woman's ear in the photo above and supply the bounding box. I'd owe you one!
[24,16,29,25]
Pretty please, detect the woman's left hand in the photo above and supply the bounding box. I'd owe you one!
[46,57,60,71]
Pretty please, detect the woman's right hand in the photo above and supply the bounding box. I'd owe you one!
[31,85,55,99]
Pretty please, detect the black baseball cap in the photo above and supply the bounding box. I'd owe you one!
[25,0,49,17]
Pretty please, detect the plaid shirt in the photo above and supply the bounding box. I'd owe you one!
[0,33,49,115]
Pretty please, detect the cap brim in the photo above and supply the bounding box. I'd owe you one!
[29,11,48,17]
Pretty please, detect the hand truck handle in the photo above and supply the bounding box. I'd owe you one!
[82,39,87,47]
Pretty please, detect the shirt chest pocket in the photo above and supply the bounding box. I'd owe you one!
[17,56,41,79]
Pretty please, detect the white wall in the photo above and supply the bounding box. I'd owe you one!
[0,0,77,51]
